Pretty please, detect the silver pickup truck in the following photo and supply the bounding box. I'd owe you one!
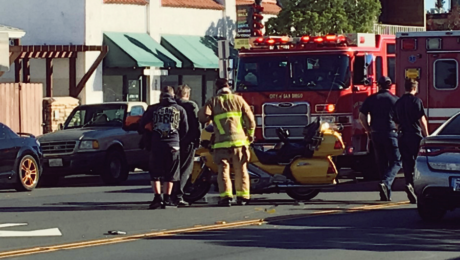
[37,102,149,186]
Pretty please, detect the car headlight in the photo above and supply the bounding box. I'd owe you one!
[79,140,100,150]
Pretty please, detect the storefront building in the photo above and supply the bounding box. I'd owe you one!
[0,0,280,105]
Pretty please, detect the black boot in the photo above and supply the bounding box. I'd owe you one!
[163,194,177,208]
[237,197,250,206]
[218,197,232,207]
[149,194,163,210]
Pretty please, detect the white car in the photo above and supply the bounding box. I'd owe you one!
[415,112,460,221]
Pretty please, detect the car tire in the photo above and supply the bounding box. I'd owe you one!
[417,199,447,222]
[15,155,40,192]
[101,149,129,185]
[286,188,320,201]
[38,175,61,187]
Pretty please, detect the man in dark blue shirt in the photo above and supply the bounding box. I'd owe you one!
[394,79,429,204]
[141,86,189,209]
[359,76,401,201]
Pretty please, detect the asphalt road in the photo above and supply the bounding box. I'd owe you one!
[1,172,460,260]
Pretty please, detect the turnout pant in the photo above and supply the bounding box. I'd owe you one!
[213,146,250,200]
[398,133,422,186]
[371,132,402,198]
[174,143,195,200]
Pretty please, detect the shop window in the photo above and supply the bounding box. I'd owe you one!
[206,80,215,103]
[103,75,124,102]
[127,80,141,101]
[183,75,203,106]
[387,57,396,83]
[434,59,458,89]
[160,75,179,90]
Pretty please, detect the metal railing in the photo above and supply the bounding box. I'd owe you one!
[373,24,425,35]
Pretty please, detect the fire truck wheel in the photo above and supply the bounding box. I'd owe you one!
[353,153,379,181]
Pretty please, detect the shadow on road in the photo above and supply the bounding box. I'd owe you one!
[0,196,399,213]
[155,208,460,253]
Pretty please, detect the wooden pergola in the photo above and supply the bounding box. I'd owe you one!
[8,39,108,98]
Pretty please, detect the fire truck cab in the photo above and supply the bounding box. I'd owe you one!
[234,33,396,179]
[396,31,460,132]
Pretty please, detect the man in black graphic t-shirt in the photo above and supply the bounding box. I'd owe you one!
[394,78,429,204]
[141,86,188,209]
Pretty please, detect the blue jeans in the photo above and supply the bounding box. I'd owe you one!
[371,132,402,198]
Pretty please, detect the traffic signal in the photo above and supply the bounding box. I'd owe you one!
[251,3,264,37]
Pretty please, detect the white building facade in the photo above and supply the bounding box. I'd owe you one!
[0,0,280,105]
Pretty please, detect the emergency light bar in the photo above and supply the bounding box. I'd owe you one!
[249,33,376,49]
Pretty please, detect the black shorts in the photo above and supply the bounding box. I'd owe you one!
[149,143,180,182]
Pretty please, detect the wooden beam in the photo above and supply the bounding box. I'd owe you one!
[22,58,30,83]
[10,45,104,53]
[15,59,22,82]
[12,39,22,82]
[46,58,53,97]
[71,45,108,98]
[69,56,76,94]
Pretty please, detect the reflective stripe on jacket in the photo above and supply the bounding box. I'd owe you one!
[198,88,255,149]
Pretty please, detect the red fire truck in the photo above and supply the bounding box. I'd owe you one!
[234,33,396,179]
[396,31,460,132]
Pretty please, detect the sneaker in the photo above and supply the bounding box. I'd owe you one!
[378,183,390,201]
[236,198,250,206]
[218,198,232,207]
[176,198,189,207]
[149,196,163,210]
[405,184,417,204]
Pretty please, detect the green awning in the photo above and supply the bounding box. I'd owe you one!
[161,34,222,69]
[103,32,182,68]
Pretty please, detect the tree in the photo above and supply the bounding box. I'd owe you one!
[435,0,445,11]
[265,0,381,36]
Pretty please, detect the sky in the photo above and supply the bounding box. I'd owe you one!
[425,0,449,10]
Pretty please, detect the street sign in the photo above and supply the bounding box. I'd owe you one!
[0,223,62,237]
[218,40,230,59]
[0,32,9,72]
[234,38,250,49]
[236,5,253,38]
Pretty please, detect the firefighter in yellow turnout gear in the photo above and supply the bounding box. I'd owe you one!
[198,78,256,206]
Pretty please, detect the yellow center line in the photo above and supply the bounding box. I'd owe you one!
[0,200,410,259]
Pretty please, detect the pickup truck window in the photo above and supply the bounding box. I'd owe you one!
[130,106,144,116]
[65,105,126,129]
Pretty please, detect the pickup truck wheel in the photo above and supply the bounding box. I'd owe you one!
[101,149,129,185]
[417,199,446,222]
[15,155,40,191]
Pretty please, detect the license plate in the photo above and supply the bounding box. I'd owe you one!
[452,178,460,191]
[48,158,63,167]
